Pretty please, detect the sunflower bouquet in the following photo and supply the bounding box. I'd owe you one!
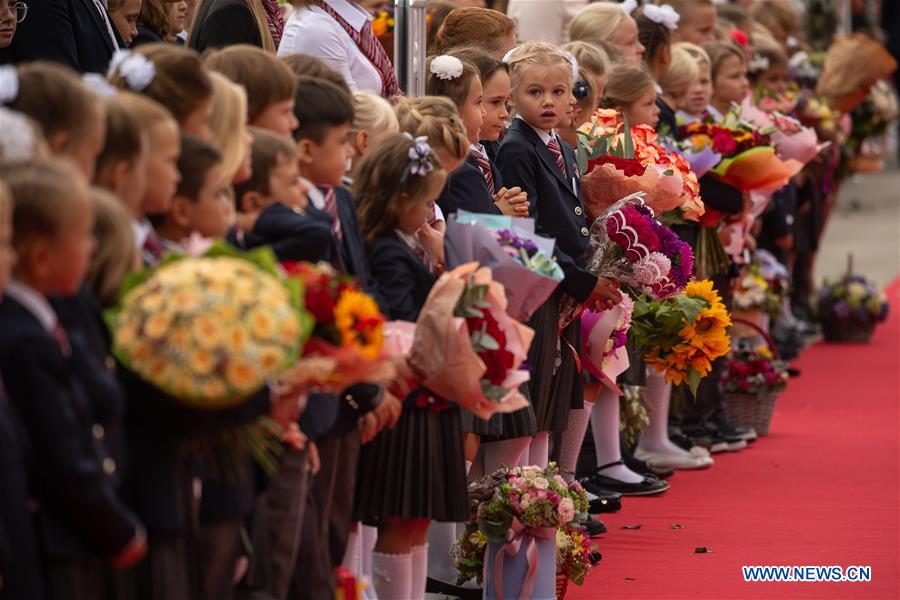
[276,262,396,392]
[630,279,732,394]
[106,242,308,408]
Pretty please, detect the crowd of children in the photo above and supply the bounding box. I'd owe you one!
[0,0,888,599]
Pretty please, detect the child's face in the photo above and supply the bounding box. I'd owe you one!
[299,123,353,187]
[0,202,15,295]
[268,153,308,211]
[682,61,712,115]
[611,16,645,65]
[713,55,750,108]
[189,163,233,238]
[623,87,660,129]
[252,99,300,139]
[397,171,447,235]
[166,0,188,36]
[756,64,790,95]
[143,120,181,216]
[110,0,141,46]
[511,65,572,132]
[181,95,214,142]
[47,191,96,296]
[673,6,716,45]
[458,75,485,145]
[481,69,510,142]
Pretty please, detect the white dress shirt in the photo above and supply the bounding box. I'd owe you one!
[277,0,382,94]
[5,280,57,334]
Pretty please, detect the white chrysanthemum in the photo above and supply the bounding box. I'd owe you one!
[430,55,464,81]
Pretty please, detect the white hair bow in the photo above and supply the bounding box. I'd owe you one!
[620,0,638,15]
[643,4,681,29]
[430,55,464,81]
[0,107,38,163]
[107,50,156,92]
[0,65,18,105]
[82,73,119,98]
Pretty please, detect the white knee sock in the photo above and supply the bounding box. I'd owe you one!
[557,403,594,482]
[639,371,690,456]
[411,544,428,599]
[529,431,550,468]
[425,523,458,584]
[483,437,532,474]
[372,552,412,600]
[591,387,643,483]
[342,529,360,574]
[361,525,378,590]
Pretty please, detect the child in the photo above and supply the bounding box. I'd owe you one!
[208,71,253,184]
[0,161,147,599]
[348,91,400,179]
[659,45,700,126]
[203,44,300,138]
[496,42,621,472]
[703,41,749,121]
[668,0,717,46]
[0,178,44,600]
[675,42,713,123]
[601,64,661,129]
[561,40,611,102]
[114,92,182,266]
[635,4,678,136]
[569,2,645,65]
[352,134,455,600]
[94,93,150,220]
[433,6,518,60]
[157,134,231,249]
[7,62,106,181]
[748,45,791,97]
[108,0,142,47]
[108,44,214,140]
[280,52,354,98]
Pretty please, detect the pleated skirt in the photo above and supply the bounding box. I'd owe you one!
[468,382,538,441]
[354,402,468,523]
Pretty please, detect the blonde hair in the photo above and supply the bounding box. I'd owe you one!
[569,3,627,48]
[601,64,656,109]
[676,42,710,67]
[352,92,399,141]
[0,179,9,219]
[87,187,138,308]
[505,42,574,89]
[560,41,609,78]
[394,96,468,166]
[208,71,249,183]
[353,134,447,244]
[660,46,700,98]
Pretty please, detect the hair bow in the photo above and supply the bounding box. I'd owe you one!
[82,73,119,98]
[620,0,638,15]
[0,107,38,163]
[643,4,680,29]
[563,51,580,84]
[0,65,18,105]
[107,50,156,92]
[748,54,771,74]
[430,55,464,81]
[401,133,435,181]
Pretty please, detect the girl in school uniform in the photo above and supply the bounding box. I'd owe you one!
[495,42,622,470]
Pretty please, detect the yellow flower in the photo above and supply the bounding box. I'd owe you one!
[226,359,258,392]
[171,290,203,313]
[140,291,166,312]
[224,325,249,353]
[334,290,384,360]
[280,311,300,344]
[232,277,257,304]
[143,312,173,339]
[145,357,173,383]
[128,341,154,364]
[680,306,731,359]
[169,326,191,353]
[116,321,139,348]
[258,346,285,373]
[215,303,238,323]
[170,374,194,398]
[249,308,276,341]
[686,279,722,307]
[200,378,227,401]
[757,345,773,359]
[192,315,222,349]
[190,349,216,375]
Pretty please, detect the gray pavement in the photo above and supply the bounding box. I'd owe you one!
[814,151,900,289]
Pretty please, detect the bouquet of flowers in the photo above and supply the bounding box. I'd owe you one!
[576,109,704,223]
[630,279,732,394]
[556,524,598,586]
[277,262,396,392]
[581,294,634,391]
[661,136,722,179]
[106,242,308,408]
[444,212,563,321]
[814,266,889,343]
[816,32,898,113]
[844,80,899,172]
[753,85,801,115]
[733,265,781,316]
[390,263,533,419]
[722,341,789,397]
[741,98,830,166]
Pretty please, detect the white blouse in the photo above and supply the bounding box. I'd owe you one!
[277,0,382,94]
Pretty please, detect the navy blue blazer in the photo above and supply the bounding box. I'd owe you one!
[437,157,503,217]
[0,0,122,73]
[334,186,373,289]
[495,119,597,302]
[236,201,334,263]
[0,296,141,561]
[367,235,437,322]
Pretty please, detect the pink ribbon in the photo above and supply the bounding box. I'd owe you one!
[491,518,556,600]
[581,307,625,395]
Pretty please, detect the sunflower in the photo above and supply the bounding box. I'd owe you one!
[685,279,722,307]
[679,305,731,359]
[334,290,385,360]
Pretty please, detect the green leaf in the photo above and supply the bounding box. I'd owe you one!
[576,144,588,175]
[673,294,706,324]
[687,370,702,397]
[622,114,635,159]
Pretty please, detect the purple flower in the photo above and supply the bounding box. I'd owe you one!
[832,301,850,319]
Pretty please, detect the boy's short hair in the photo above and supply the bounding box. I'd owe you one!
[204,45,298,123]
[434,7,515,55]
[292,76,354,145]
[234,127,298,202]
[175,134,222,201]
[6,160,88,246]
[280,53,353,97]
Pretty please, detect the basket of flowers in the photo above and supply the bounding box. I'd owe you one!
[814,269,889,343]
[721,341,789,435]
[555,523,598,599]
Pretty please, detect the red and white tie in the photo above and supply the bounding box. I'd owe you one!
[321,187,344,242]
[52,322,71,357]
[92,0,120,51]
[546,137,567,177]
[471,148,495,194]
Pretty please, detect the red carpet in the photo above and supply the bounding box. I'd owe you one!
[569,280,900,600]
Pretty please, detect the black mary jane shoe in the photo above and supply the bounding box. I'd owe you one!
[588,461,670,496]
[426,577,482,599]
[588,489,622,514]
[623,447,675,479]
[585,515,607,537]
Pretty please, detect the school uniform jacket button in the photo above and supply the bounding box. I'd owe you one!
[92,424,105,440]
[103,458,116,476]
[574,206,583,216]
[580,227,589,236]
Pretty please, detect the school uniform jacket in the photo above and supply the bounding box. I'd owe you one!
[0,296,141,560]
[437,157,503,217]
[237,201,335,263]
[367,235,437,322]
[495,118,597,302]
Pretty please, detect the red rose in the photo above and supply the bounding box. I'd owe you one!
[305,288,337,324]
[467,313,513,385]
[711,131,738,155]
[590,154,647,177]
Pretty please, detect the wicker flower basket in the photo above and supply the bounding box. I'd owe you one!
[730,308,771,342]
[821,317,875,343]
[722,392,778,436]
[556,573,569,599]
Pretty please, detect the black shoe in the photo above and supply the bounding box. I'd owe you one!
[426,577,482,599]
[588,461,670,496]
[681,423,742,453]
[588,488,622,514]
[668,429,695,452]
[622,446,674,479]
[709,411,757,442]
[585,515,607,536]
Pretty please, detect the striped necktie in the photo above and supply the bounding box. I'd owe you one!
[320,187,344,242]
[546,137,567,177]
[91,0,120,51]
[471,149,495,194]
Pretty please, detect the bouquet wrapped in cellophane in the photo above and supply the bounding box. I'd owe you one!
[444,212,563,321]
[740,98,830,166]
[386,263,534,420]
